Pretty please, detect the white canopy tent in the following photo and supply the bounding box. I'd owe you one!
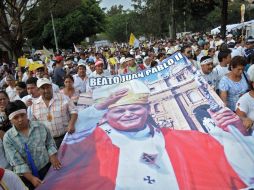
[211,20,254,35]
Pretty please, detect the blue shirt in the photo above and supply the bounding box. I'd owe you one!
[219,75,249,111]
[3,121,57,175]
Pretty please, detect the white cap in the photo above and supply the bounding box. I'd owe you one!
[247,64,254,82]
[77,63,86,67]
[130,49,135,55]
[37,78,52,88]
[120,57,126,64]
[135,55,142,59]
[226,34,233,38]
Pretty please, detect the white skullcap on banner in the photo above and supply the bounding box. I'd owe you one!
[92,80,150,108]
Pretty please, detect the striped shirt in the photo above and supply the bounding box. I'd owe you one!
[3,121,57,175]
[29,93,77,137]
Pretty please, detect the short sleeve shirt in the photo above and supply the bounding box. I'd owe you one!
[236,92,254,130]
[219,75,249,111]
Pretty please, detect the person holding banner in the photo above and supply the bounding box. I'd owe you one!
[236,65,254,135]
[29,78,78,148]
[3,100,61,190]
[73,64,88,93]
[89,60,110,78]
[38,80,254,190]
[199,56,219,90]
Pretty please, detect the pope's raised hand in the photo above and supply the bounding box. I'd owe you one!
[95,88,129,110]
[208,107,248,135]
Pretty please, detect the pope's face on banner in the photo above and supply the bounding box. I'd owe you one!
[107,104,149,132]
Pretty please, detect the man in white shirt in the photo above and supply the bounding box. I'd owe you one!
[73,64,88,93]
[226,34,235,45]
[199,56,219,90]
[5,75,16,101]
[21,77,41,107]
[89,60,110,78]
[86,58,95,76]
[213,49,231,89]
[78,51,88,65]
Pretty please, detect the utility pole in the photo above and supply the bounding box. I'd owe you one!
[170,0,176,39]
[221,0,228,39]
[125,18,128,43]
[184,10,186,32]
[50,10,59,54]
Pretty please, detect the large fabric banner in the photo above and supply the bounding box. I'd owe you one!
[37,53,254,190]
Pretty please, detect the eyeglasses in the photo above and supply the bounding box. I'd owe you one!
[187,51,192,54]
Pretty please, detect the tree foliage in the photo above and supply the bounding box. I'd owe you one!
[104,0,254,42]
[0,0,39,60]
[24,0,105,49]
[105,0,219,40]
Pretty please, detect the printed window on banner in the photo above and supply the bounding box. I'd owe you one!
[150,87,156,93]
[154,103,163,113]
[187,90,203,104]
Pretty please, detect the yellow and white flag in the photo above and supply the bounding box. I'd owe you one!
[28,61,44,71]
[43,46,53,57]
[73,43,80,53]
[18,57,28,67]
[129,33,140,48]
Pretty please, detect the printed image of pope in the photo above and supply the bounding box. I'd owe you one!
[37,80,254,190]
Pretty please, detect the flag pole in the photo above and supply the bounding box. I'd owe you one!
[50,10,59,54]
[240,4,245,42]
[126,20,128,43]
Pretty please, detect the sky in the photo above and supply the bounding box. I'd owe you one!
[100,0,133,10]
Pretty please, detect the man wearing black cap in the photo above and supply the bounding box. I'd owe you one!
[244,36,254,64]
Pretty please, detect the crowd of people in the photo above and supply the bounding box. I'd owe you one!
[0,32,254,189]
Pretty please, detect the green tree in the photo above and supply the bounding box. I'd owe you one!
[221,0,228,38]
[129,0,218,38]
[23,0,81,48]
[24,0,105,49]
[104,5,130,42]
[206,0,254,35]
[0,0,40,60]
